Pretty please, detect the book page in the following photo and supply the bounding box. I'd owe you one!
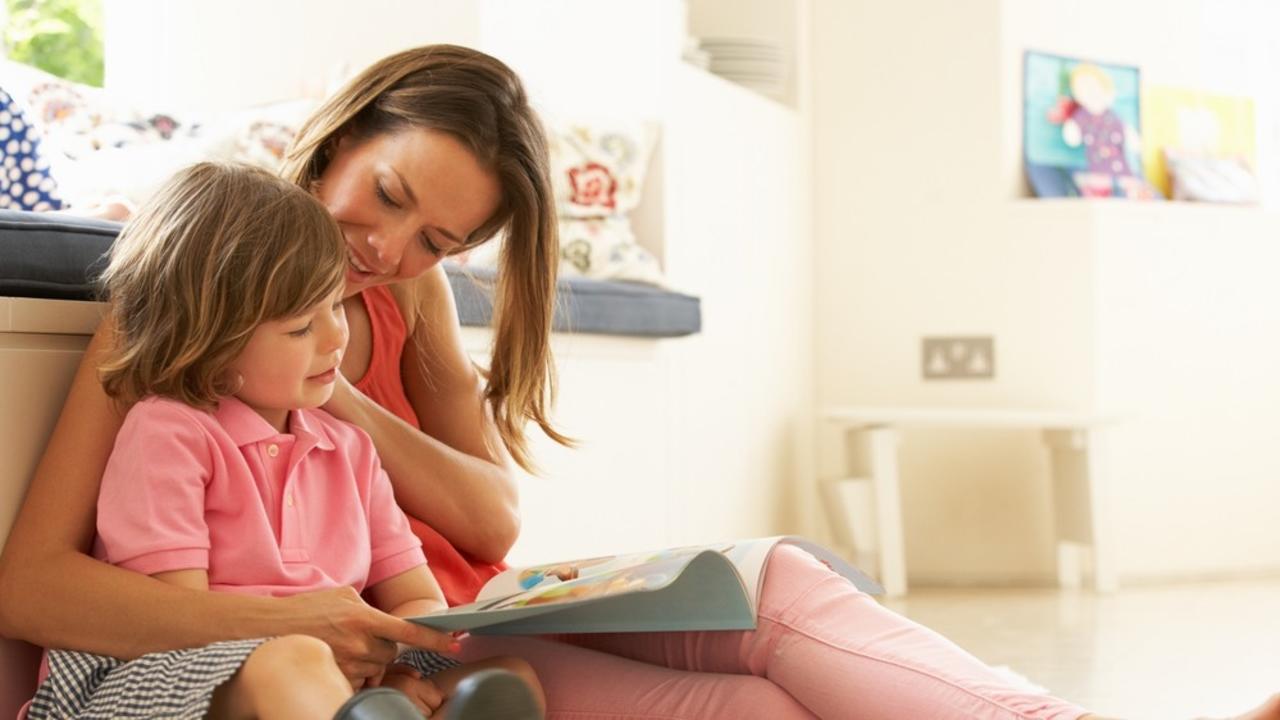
[414,536,880,634]
[413,549,756,634]
[472,542,743,607]
[470,538,798,611]
[715,537,789,612]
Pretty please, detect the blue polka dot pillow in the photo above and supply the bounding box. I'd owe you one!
[0,87,64,211]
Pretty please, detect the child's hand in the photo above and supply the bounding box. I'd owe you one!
[379,664,445,716]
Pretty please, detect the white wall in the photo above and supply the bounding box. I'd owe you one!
[811,0,1059,584]
[477,0,683,117]
[660,64,811,546]
[812,0,1280,584]
[999,0,1280,583]
[473,1,815,560]
[103,0,480,110]
[103,0,685,115]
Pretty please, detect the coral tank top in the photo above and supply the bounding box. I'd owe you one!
[353,285,505,605]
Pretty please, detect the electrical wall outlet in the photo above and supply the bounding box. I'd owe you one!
[922,336,995,380]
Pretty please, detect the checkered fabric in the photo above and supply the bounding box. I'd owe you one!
[396,648,462,677]
[26,639,265,720]
[26,640,460,719]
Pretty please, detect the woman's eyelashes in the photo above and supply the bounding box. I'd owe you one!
[419,232,443,256]
[287,323,313,338]
[375,180,442,256]
[374,181,401,209]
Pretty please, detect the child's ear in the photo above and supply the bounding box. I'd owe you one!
[219,368,245,395]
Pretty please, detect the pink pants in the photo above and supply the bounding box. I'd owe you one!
[460,545,1089,719]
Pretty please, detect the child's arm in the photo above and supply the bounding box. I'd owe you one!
[366,565,449,620]
[366,566,460,680]
[359,432,452,622]
[151,569,210,592]
[357,426,460,668]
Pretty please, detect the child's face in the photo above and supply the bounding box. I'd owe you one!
[229,287,348,430]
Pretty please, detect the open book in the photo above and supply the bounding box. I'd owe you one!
[410,536,881,635]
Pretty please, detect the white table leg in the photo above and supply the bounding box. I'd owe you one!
[863,426,907,597]
[1084,427,1116,592]
[817,421,855,554]
[1043,428,1116,593]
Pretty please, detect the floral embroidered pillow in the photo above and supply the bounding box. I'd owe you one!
[453,217,665,288]
[0,59,115,143]
[548,121,657,219]
[0,59,153,160]
[559,217,665,286]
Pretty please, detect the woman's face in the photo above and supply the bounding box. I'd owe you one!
[316,127,502,297]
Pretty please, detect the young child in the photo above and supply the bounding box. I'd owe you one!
[23,162,544,720]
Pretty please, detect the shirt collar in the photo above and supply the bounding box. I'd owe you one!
[290,406,337,452]
[213,397,336,452]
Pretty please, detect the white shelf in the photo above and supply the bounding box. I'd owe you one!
[678,58,795,109]
[685,0,799,108]
[1009,197,1280,219]
[823,406,1114,429]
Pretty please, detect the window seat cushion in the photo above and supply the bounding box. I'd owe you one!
[0,210,701,338]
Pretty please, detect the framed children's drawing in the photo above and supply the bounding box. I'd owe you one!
[1023,50,1158,199]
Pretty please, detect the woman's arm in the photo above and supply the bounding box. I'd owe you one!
[0,320,453,678]
[325,266,520,563]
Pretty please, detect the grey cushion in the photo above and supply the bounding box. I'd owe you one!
[0,210,701,338]
[0,210,118,300]
[446,265,701,338]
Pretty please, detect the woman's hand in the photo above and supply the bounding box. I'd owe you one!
[279,586,457,684]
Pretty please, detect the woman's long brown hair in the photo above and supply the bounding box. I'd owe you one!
[280,45,569,472]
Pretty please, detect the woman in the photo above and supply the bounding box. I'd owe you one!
[0,45,1273,720]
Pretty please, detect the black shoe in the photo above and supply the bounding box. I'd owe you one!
[333,687,424,719]
[446,669,542,720]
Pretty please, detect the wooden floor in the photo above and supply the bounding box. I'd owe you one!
[883,578,1280,720]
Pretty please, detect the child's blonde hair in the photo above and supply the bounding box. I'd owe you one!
[99,162,346,408]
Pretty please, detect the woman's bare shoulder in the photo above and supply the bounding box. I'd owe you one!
[395,266,478,394]
[390,265,459,327]
[394,266,468,343]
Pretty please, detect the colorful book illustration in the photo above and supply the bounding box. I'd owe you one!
[411,537,882,635]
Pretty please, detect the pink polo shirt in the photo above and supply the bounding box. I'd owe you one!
[93,396,426,596]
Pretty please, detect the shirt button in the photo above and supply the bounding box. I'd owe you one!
[286,493,295,507]
[267,444,279,457]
